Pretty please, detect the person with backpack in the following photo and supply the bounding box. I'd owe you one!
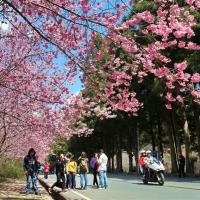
[23,148,40,195]
[90,153,99,187]
[78,152,89,190]
[66,154,77,189]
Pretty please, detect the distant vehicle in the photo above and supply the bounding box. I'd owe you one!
[143,158,165,186]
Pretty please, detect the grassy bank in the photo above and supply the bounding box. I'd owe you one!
[0,159,24,182]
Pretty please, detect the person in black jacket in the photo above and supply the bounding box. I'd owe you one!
[48,154,67,193]
[23,148,40,195]
[178,152,185,178]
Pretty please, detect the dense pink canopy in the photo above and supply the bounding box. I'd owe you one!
[0,0,199,160]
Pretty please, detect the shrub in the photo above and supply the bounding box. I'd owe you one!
[0,159,24,181]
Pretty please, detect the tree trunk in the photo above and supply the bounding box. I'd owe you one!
[170,110,182,153]
[193,105,200,158]
[132,119,139,173]
[198,130,200,159]
[148,112,156,151]
[116,133,123,172]
[0,111,7,155]
[168,111,178,173]
[128,124,134,173]
[128,152,133,173]
[156,117,164,159]
[181,105,192,174]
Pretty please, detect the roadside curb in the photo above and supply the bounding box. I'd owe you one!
[38,177,67,200]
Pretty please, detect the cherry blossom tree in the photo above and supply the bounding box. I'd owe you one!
[0,0,200,164]
[0,0,131,159]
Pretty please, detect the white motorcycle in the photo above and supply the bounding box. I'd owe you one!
[143,157,165,186]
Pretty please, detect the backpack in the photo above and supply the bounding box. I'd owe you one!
[79,159,88,173]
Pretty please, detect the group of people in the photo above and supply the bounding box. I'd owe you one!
[138,150,186,178]
[48,149,108,193]
[23,148,108,195]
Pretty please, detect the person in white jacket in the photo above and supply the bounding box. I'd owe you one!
[97,149,108,189]
[144,150,154,165]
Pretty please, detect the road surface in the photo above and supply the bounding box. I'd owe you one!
[41,174,200,200]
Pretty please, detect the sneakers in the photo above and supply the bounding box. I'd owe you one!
[98,186,108,189]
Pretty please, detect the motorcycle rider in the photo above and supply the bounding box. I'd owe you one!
[139,150,146,175]
[144,150,153,164]
[143,150,153,177]
[143,150,165,185]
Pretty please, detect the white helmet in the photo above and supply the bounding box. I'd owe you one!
[140,150,146,154]
[146,150,152,154]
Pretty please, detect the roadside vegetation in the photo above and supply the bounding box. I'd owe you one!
[0,159,24,182]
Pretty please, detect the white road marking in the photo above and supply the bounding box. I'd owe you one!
[71,190,93,200]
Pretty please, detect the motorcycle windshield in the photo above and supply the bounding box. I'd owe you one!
[153,158,160,165]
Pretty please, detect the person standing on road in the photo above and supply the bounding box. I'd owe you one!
[97,149,108,189]
[178,152,185,178]
[90,153,99,187]
[65,153,71,189]
[44,162,49,179]
[48,154,67,193]
[23,148,40,195]
[66,154,77,189]
[78,152,89,190]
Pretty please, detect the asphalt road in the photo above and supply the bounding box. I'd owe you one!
[42,174,200,200]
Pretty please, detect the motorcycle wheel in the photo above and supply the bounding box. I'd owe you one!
[143,179,148,184]
[157,172,165,186]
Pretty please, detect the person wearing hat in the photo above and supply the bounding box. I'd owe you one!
[144,150,153,175]
[23,148,40,195]
[144,150,153,163]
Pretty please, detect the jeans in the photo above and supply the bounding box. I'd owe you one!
[26,173,38,193]
[98,171,108,188]
[80,173,88,189]
[66,172,76,189]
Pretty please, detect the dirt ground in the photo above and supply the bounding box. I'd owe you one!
[0,178,52,200]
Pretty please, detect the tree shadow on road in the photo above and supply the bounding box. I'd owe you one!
[1,198,41,200]
[131,182,161,186]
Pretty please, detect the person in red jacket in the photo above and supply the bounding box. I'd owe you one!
[44,162,49,179]
[139,150,146,175]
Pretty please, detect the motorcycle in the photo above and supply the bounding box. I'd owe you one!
[143,157,165,186]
